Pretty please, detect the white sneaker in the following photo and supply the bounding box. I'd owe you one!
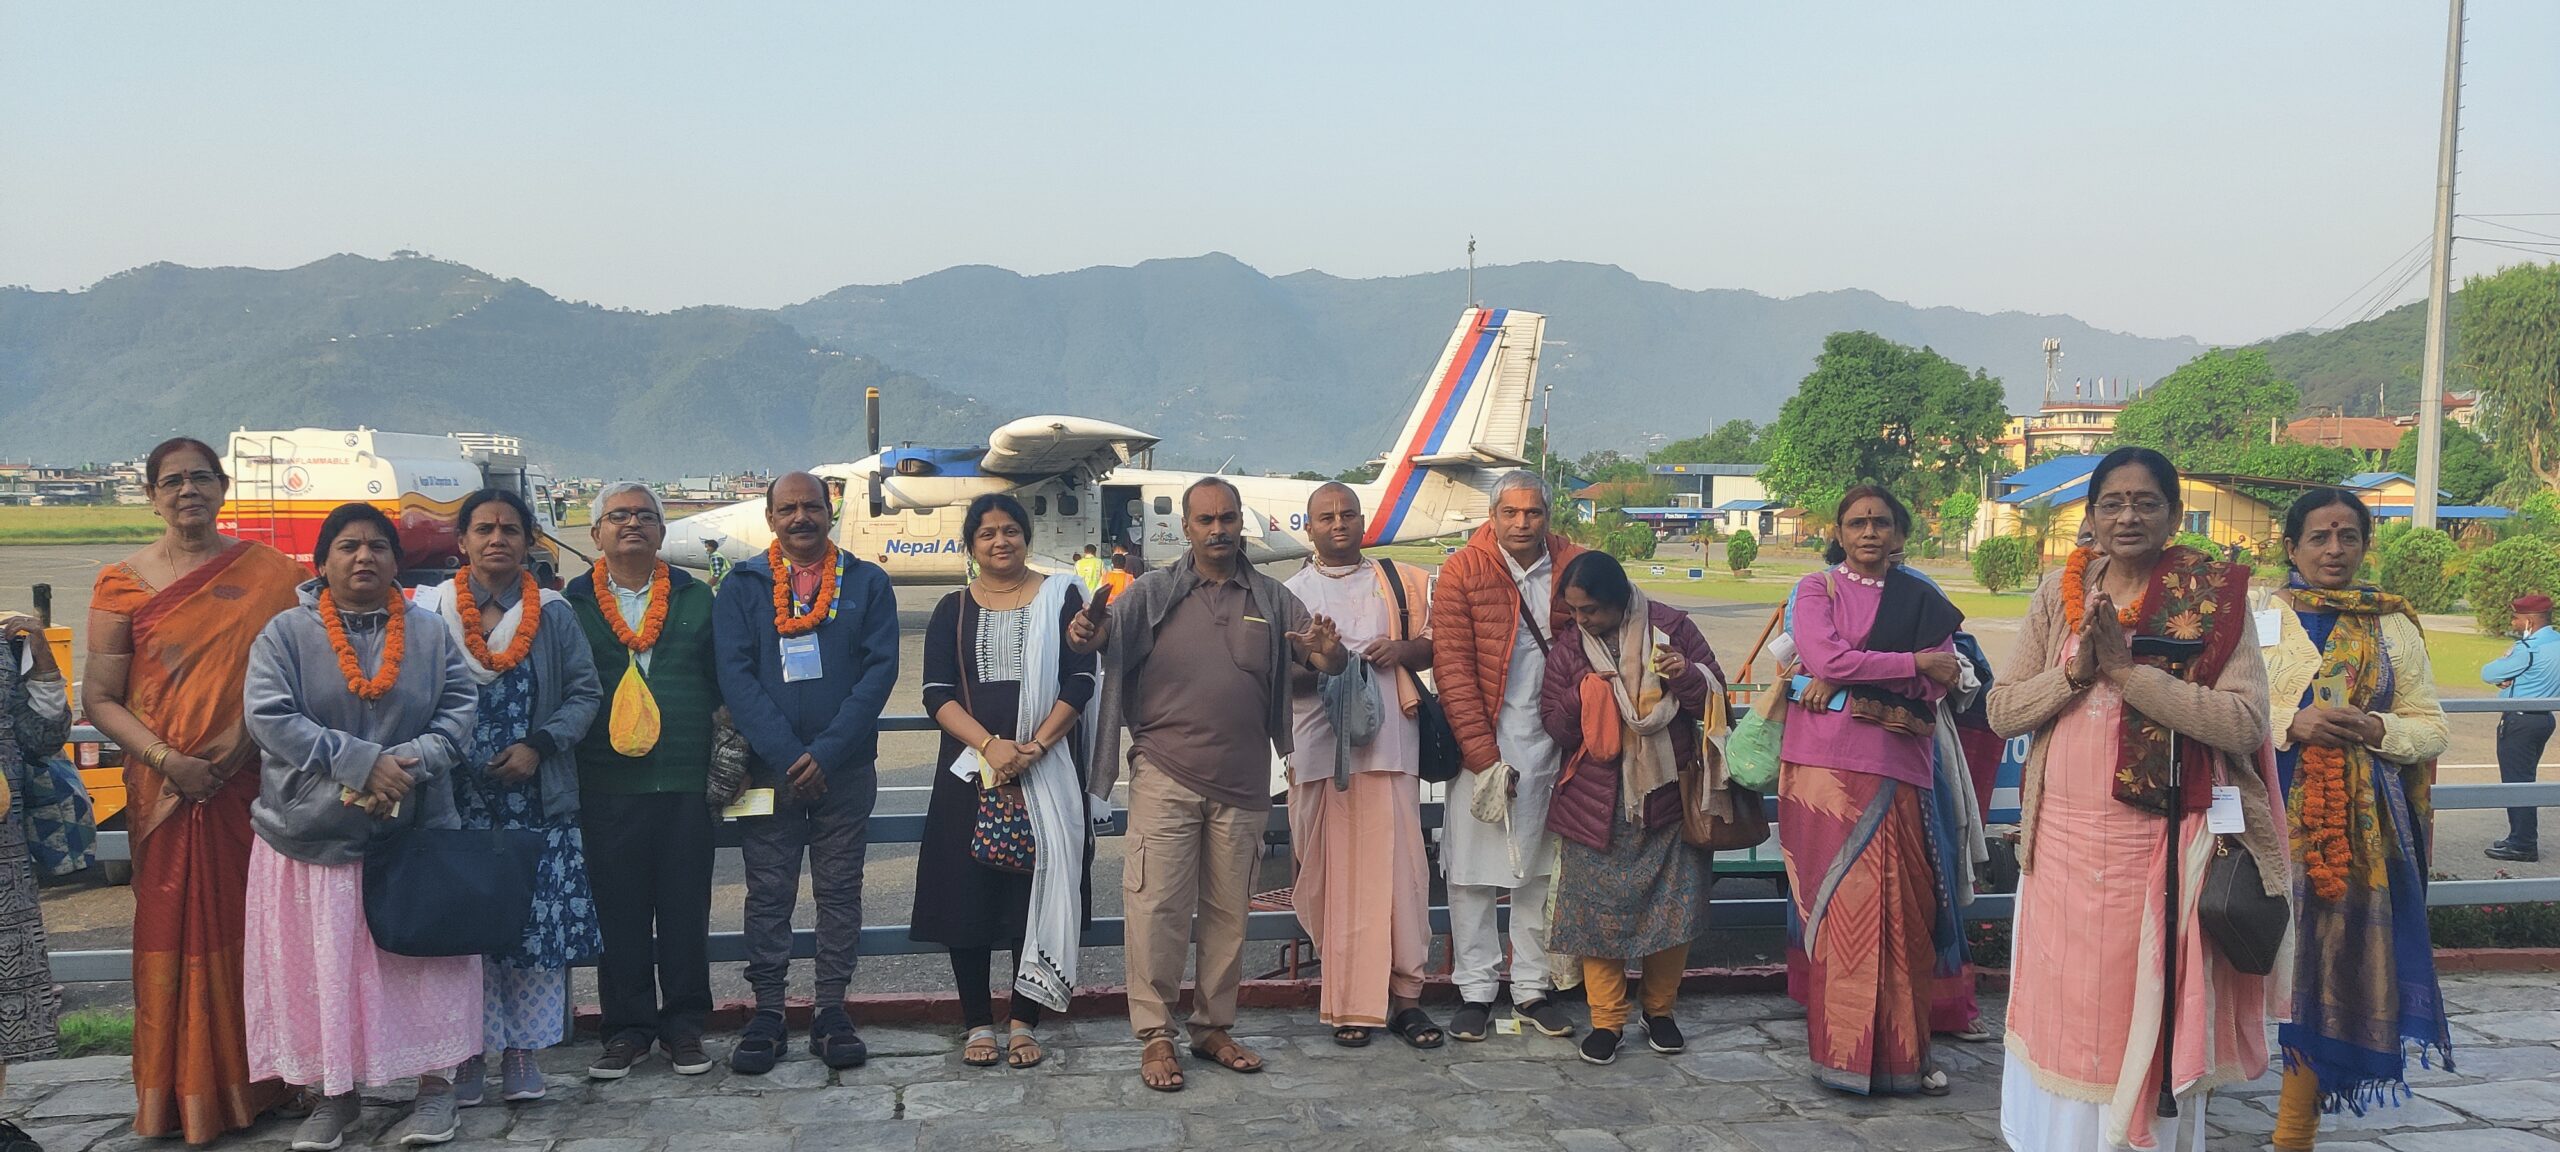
[290,1092,361,1152]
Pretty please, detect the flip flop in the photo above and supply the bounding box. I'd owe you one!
[1333,1026,1373,1048]
[1389,1008,1445,1050]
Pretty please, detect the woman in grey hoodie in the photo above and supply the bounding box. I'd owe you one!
[240,504,482,1151]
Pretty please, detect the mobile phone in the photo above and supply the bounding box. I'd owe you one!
[1085,583,1113,620]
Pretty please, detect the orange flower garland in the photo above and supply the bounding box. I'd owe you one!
[768,542,839,636]
[2061,545,2151,633]
[456,571,542,672]
[318,586,405,700]
[594,559,672,651]
[2296,743,2353,901]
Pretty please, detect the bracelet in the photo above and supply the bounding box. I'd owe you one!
[977,735,999,755]
[144,741,172,771]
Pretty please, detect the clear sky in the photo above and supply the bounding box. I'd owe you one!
[4,2,2554,345]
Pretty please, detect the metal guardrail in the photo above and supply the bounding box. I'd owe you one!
[45,699,2560,983]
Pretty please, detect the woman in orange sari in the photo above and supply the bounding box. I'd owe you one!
[85,437,306,1145]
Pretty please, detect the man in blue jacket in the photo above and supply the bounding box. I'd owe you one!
[2482,593,2560,863]
[713,471,901,1072]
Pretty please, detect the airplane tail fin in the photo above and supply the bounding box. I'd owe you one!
[1362,307,1546,545]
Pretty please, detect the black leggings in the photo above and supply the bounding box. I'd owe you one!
[950,947,1046,1029]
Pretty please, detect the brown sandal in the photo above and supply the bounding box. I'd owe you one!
[1006,1025,1045,1069]
[962,1026,1002,1067]
[1139,1037,1185,1092]
[1189,1030,1264,1074]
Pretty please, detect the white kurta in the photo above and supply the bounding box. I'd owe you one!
[1283,561,1420,786]
[1441,548,1559,888]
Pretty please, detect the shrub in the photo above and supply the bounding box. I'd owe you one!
[1726,530,1759,574]
[1971,535,2034,594]
[1606,524,1657,563]
[2467,537,2560,633]
[2377,526,2460,614]
[2428,901,2560,949]
[2173,531,2221,557]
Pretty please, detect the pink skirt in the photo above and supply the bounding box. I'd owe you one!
[244,840,483,1095]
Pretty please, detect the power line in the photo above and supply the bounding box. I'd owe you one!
[2301,234,2432,332]
[2461,237,2560,259]
[2462,217,2560,244]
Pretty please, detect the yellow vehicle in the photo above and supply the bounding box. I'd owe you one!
[42,623,131,882]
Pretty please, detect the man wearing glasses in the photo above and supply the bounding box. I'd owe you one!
[565,481,728,1080]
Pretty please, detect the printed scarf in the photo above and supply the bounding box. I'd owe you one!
[2087,545,2250,815]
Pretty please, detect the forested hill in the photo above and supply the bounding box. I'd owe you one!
[780,254,2209,468]
[0,256,995,475]
[2247,297,2434,418]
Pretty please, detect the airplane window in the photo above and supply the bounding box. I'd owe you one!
[1034,495,1049,516]
[1059,494,1079,517]
[1154,496,1172,515]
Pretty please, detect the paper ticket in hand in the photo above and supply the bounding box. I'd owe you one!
[722,788,777,819]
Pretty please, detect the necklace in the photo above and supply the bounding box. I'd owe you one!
[769,543,841,636]
[1314,560,1367,579]
[595,559,671,651]
[455,571,541,673]
[1836,564,1886,588]
[318,587,405,700]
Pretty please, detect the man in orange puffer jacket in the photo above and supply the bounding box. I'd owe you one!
[1428,471,1586,1042]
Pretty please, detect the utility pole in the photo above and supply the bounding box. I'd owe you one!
[2415,0,2464,530]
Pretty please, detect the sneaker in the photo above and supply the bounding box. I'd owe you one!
[590,1032,647,1080]
[809,1005,869,1070]
[1448,1001,1495,1043]
[1579,1027,1621,1065]
[451,1055,486,1107]
[1515,997,1578,1038]
[730,1009,787,1075]
[0,1118,41,1152]
[501,1048,546,1102]
[664,1034,713,1076]
[289,1092,361,1151]
[1640,1014,1686,1054]
[390,1088,459,1146]
[2487,840,2541,863]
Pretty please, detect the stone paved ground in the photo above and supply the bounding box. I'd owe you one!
[11,973,2560,1151]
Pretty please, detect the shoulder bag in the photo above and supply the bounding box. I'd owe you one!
[1378,559,1462,784]
[958,598,1037,876]
[704,706,752,810]
[2198,832,2288,976]
[364,824,545,957]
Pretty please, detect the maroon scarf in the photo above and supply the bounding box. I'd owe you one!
[2104,545,2250,815]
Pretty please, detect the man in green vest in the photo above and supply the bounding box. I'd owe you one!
[568,481,725,1082]
[1075,544,1105,592]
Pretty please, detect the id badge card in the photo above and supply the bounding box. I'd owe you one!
[2207,785,2246,834]
[2254,606,2284,648]
[780,634,824,683]
[722,787,777,820]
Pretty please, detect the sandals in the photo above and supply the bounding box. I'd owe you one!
[962,1026,1002,1067]
[1333,1026,1373,1048]
[1449,1001,1494,1043]
[1139,1037,1185,1093]
[1006,1024,1045,1069]
[1389,1008,1445,1050]
[1189,1030,1265,1074]
[1918,1067,1952,1097]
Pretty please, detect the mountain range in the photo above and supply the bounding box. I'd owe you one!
[0,251,2414,476]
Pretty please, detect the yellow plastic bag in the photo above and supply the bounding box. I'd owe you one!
[609,662,662,757]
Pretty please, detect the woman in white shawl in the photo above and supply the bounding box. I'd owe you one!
[916,494,1097,1069]
[409,488,603,1106]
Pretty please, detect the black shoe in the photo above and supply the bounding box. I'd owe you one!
[1515,997,1578,1038]
[0,1118,42,1152]
[809,1006,869,1069]
[2487,840,2541,863]
[1641,1014,1685,1054]
[664,1034,713,1076]
[1448,1001,1494,1043]
[729,1009,787,1075]
[589,1032,647,1080]
[1578,1028,1621,1065]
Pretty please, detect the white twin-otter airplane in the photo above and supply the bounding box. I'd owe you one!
[658,308,1548,583]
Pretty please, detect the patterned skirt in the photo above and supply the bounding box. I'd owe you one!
[0,809,61,1063]
[243,841,481,1094]
[1547,819,1710,959]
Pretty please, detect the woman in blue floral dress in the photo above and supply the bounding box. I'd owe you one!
[417,490,603,1107]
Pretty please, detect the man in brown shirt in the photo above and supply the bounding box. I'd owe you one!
[1071,477,1345,1093]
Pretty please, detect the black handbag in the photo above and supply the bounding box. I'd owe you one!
[1380,560,1463,784]
[2198,833,2289,977]
[363,825,545,958]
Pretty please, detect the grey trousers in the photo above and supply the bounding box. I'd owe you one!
[741,768,875,1010]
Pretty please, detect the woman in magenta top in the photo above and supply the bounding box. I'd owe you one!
[1776,485,1965,1098]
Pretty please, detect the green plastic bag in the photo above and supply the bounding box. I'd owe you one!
[1726,706,1784,791]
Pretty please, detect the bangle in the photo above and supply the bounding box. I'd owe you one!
[143,741,171,771]
[977,735,999,755]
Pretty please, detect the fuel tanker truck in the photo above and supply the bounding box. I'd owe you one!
[218,427,577,584]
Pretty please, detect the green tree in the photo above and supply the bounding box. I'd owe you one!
[2461,262,2560,494]
[1653,419,1770,466]
[1726,530,1759,574]
[2013,496,2064,567]
[1290,470,1328,482]
[2468,537,2560,633]
[2385,424,2503,505]
[1332,461,1382,484]
[1938,490,1980,552]
[1576,449,1650,485]
[2218,441,2364,507]
[1760,331,2008,518]
[2116,349,2298,465]
[2377,526,2459,614]
[1971,535,2033,594]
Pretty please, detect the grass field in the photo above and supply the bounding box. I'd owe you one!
[0,505,161,545]
[59,1008,134,1058]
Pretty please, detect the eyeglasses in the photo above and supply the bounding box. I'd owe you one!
[2093,498,2169,520]
[599,509,663,526]
[154,470,223,493]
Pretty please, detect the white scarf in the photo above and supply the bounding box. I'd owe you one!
[418,576,567,685]
[951,574,1089,1013]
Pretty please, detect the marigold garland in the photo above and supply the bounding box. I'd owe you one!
[595,559,672,651]
[318,586,405,701]
[2297,743,2353,901]
[769,541,840,636]
[2061,545,2152,633]
[456,571,541,672]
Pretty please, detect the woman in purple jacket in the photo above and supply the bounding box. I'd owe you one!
[1777,485,1966,1098]
[1539,552,1723,1067]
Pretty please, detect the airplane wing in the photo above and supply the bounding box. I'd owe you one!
[982,416,1158,479]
